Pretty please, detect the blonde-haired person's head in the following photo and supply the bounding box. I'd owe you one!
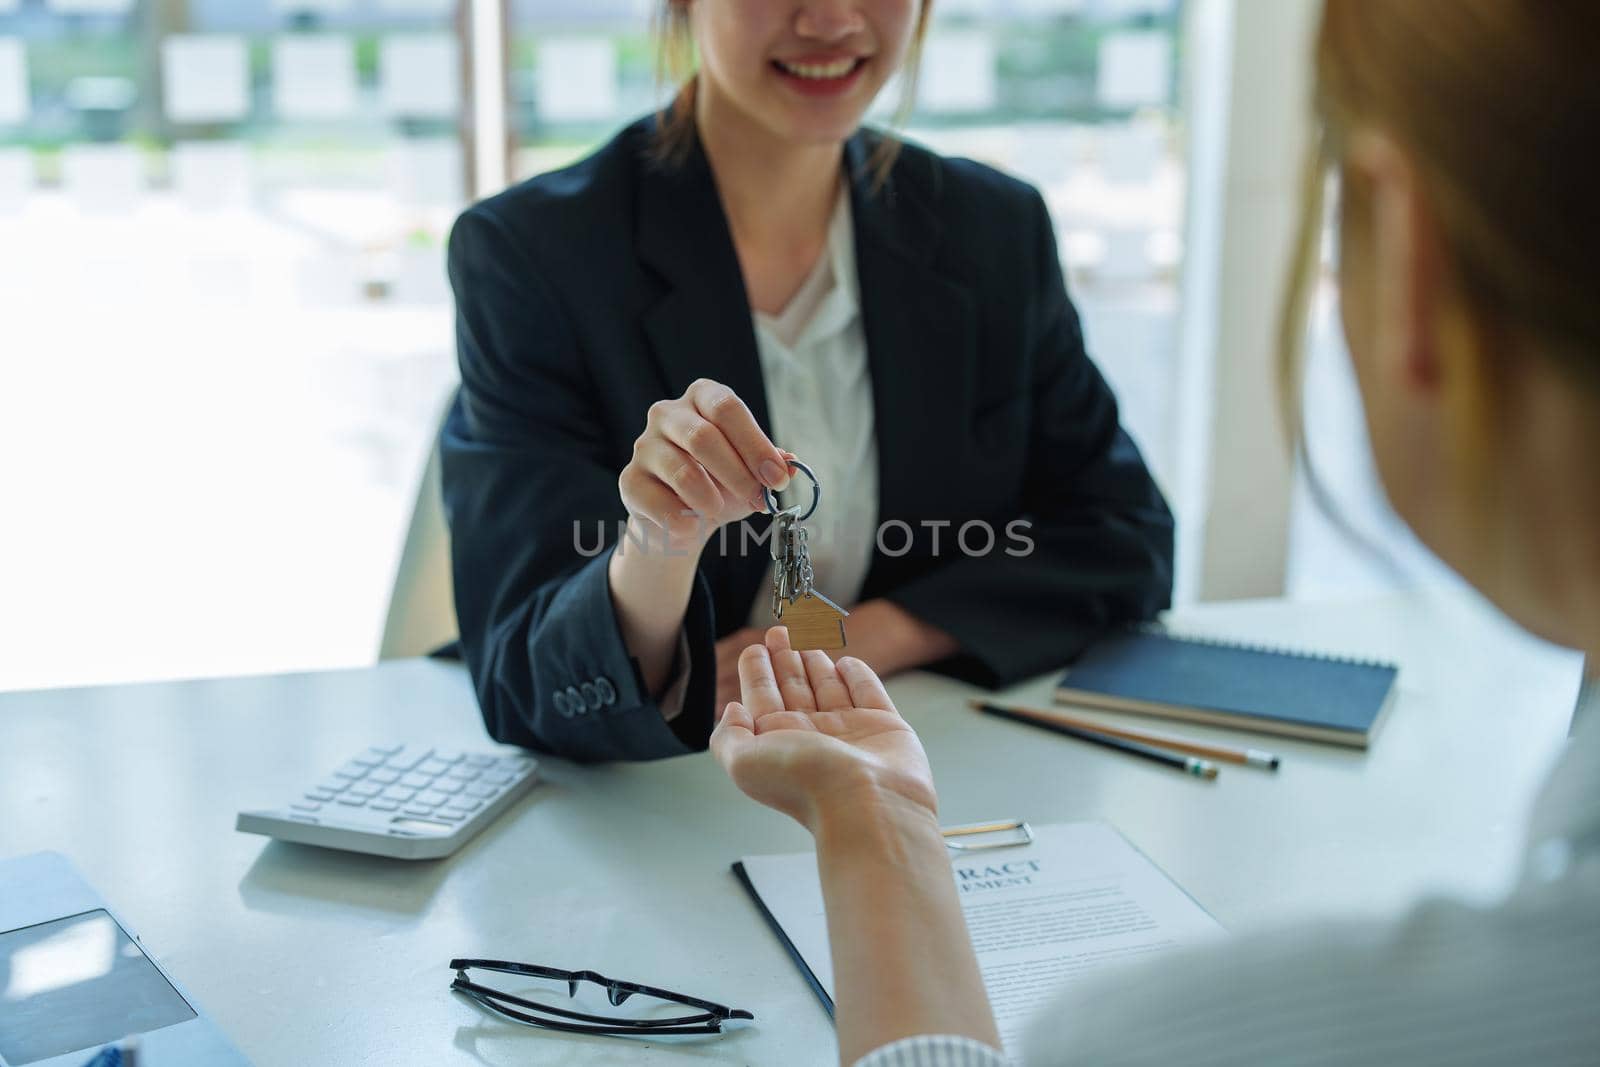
[1288,0,1600,654]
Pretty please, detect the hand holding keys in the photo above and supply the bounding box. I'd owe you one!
[766,459,849,651]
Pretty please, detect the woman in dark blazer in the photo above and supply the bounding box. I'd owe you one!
[441,0,1173,763]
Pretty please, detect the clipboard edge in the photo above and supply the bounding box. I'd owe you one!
[730,860,836,1021]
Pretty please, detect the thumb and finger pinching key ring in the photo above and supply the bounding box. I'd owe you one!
[762,458,820,521]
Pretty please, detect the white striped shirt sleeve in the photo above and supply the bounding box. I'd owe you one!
[852,1035,1011,1067]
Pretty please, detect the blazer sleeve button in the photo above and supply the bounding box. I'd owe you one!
[595,676,617,706]
[580,681,600,710]
[564,685,585,715]
[553,690,574,718]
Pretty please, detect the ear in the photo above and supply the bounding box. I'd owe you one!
[1344,129,1446,396]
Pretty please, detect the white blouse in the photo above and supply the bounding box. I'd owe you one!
[745,183,879,626]
[661,183,878,721]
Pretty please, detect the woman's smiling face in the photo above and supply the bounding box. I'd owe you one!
[687,0,922,148]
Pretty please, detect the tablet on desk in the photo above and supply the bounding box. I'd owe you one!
[0,853,251,1067]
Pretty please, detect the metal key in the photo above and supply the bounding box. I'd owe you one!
[770,507,816,620]
[771,506,797,620]
[765,460,848,650]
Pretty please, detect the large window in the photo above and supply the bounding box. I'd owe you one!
[12,1,1368,694]
[0,0,466,691]
[509,0,659,179]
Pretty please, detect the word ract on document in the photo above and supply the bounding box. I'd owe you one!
[956,859,1043,893]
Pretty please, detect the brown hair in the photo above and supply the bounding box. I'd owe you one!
[1281,0,1600,446]
[1276,0,1600,575]
[649,0,934,186]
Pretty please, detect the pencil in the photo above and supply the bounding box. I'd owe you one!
[968,699,1281,771]
[974,702,1219,779]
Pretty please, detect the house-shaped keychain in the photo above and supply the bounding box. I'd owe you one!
[782,591,849,651]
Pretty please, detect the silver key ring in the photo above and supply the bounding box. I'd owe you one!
[762,459,821,522]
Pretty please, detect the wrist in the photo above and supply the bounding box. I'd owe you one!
[606,528,705,695]
[608,521,705,588]
[810,781,942,854]
[811,790,948,909]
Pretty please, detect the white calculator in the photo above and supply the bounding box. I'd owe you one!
[236,744,539,860]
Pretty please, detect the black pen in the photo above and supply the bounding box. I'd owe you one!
[975,702,1220,780]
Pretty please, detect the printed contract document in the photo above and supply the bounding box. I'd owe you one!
[734,821,1225,1052]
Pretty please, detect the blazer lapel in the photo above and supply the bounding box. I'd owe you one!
[634,133,773,632]
[845,136,979,534]
[635,136,772,437]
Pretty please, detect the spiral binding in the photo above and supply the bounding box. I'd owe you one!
[1131,622,1398,671]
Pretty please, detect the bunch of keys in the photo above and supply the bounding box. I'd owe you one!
[764,459,848,651]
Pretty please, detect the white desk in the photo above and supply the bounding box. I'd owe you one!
[0,592,1584,1066]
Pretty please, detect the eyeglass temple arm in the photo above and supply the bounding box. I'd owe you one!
[449,959,754,1021]
[452,976,719,1029]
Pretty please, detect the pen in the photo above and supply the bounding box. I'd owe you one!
[968,699,1280,771]
[974,702,1220,779]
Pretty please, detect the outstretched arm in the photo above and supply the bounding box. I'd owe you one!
[711,629,1000,1063]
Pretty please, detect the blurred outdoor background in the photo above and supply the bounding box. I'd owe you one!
[0,0,1448,692]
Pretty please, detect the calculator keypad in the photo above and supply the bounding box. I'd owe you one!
[292,746,536,823]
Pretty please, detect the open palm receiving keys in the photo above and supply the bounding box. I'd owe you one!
[711,627,939,832]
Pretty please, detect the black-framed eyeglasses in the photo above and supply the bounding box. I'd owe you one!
[448,959,754,1038]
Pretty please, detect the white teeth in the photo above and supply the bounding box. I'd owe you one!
[778,58,858,80]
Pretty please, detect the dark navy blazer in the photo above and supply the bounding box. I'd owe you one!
[441,116,1174,763]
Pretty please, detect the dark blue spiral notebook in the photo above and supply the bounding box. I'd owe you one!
[1054,629,1399,748]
